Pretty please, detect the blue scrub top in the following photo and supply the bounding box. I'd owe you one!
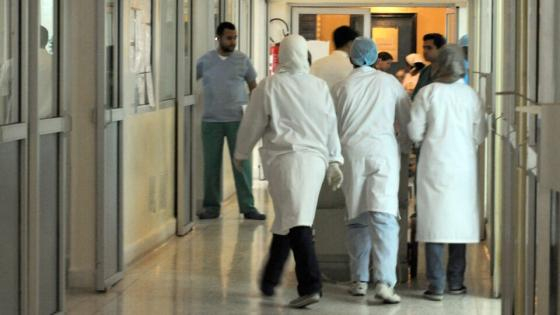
[464,59,470,84]
[196,50,257,122]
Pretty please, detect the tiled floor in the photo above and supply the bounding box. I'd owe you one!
[66,182,501,314]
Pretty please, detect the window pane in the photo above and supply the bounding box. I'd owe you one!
[128,0,153,107]
[159,0,176,101]
[105,0,117,108]
[0,0,17,124]
[183,0,191,95]
[39,0,56,119]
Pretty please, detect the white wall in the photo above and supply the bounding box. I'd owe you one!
[252,0,268,80]
[121,109,176,265]
[458,6,468,38]
[251,0,268,179]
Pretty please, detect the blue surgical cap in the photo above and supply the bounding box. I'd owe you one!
[459,35,469,47]
[350,37,378,66]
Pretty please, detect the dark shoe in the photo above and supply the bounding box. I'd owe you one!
[289,293,320,308]
[260,282,275,297]
[448,286,467,295]
[197,208,220,219]
[243,209,266,220]
[423,290,444,301]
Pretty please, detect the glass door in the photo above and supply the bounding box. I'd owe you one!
[95,0,125,291]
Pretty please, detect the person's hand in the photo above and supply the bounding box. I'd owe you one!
[326,162,343,191]
[234,159,244,172]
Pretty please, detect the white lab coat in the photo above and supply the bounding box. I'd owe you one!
[333,67,411,221]
[235,37,343,235]
[408,79,487,243]
[310,50,353,89]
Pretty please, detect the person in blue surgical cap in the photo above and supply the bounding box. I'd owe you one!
[332,37,411,303]
[459,35,469,84]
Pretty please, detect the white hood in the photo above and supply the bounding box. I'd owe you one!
[278,34,309,74]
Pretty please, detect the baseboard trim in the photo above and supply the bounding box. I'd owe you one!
[124,218,177,266]
[68,268,95,289]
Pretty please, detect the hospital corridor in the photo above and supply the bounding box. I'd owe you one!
[0,0,559,315]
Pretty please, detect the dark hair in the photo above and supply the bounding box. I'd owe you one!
[413,62,425,71]
[377,52,393,61]
[216,22,236,36]
[333,26,359,49]
[423,33,447,48]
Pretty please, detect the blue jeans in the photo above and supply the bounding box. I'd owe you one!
[425,243,466,293]
[346,212,399,287]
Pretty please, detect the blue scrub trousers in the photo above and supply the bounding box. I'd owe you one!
[346,211,400,287]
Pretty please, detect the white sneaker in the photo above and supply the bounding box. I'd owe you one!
[348,281,368,296]
[288,293,320,308]
[374,283,401,304]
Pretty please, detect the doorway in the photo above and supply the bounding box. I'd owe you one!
[371,13,417,74]
[291,7,371,62]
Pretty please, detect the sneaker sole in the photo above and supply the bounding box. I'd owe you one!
[374,294,401,304]
[423,294,444,301]
[447,290,467,295]
[349,291,366,296]
[289,298,320,308]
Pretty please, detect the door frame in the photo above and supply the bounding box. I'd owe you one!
[534,0,560,313]
[176,0,195,236]
[290,6,372,39]
[94,0,125,291]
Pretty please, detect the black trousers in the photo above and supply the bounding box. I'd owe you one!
[261,226,322,296]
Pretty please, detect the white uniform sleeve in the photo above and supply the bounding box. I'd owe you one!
[234,82,269,160]
[473,95,488,146]
[326,89,344,165]
[394,81,412,153]
[408,88,429,144]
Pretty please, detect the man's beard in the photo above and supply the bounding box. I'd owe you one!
[221,45,235,52]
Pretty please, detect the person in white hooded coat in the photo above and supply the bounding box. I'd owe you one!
[234,34,344,309]
[407,45,487,301]
[332,37,411,303]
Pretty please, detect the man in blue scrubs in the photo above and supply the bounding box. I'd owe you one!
[196,22,265,220]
